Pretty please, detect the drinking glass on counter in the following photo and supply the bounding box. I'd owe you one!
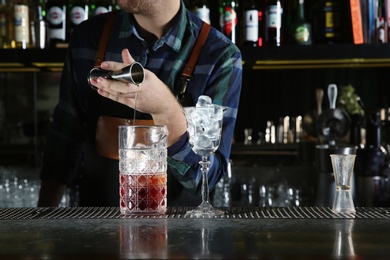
[183,96,225,218]
[330,154,356,214]
[118,125,168,215]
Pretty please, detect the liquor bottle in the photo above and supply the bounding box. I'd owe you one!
[219,0,239,45]
[323,0,341,44]
[194,0,210,24]
[30,0,48,49]
[0,3,5,47]
[0,0,13,48]
[355,111,387,206]
[313,0,341,44]
[377,17,386,43]
[243,0,259,47]
[13,0,30,49]
[290,0,312,45]
[46,0,67,47]
[68,0,89,39]
[265,0,283,46]
[90,0,113,17]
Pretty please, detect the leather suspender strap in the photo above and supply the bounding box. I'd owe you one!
[182,22,211,79]
[95,11,119,67]
[177,22,211,103]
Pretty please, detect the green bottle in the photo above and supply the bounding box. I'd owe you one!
[291,0,312,45]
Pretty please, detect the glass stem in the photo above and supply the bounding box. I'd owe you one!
[200,156,210,203]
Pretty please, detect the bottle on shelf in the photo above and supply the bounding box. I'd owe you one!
[13,0,30,49]
[219,0,239,45]
[0,0,13,48]
[0,3,5,47]
[265,0,284,46]
[30,0,48,49]
[290,0,312,45]
[377,17,386,43]
[242,0,259,47]
[67,0,89,39]
[90,0,114,17]
[46,0,67,47]
[194,0,210,24]
[313,0,342,44]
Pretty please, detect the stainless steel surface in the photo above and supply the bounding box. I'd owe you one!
[1,207,390,258]
[88,62,145,89]
[110,62,144,85]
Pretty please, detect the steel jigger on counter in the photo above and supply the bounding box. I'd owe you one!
[87,61,145,89]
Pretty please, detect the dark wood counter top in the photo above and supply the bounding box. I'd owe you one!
[0,207,389,259]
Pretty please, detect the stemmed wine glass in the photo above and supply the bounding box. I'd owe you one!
[183,100,225,218]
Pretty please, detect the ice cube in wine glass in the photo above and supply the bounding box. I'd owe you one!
[196,95,212,107]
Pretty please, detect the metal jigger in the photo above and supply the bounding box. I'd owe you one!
[330,154,357,214]
[88,62,145,89]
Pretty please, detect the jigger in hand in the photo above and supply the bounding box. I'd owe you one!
[88,62,145,89]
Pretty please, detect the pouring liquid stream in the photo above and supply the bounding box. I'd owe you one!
[131,85,140,125]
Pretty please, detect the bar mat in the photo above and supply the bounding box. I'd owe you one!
[0,207,389,220]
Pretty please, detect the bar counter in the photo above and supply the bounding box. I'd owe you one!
[1,207,390,259]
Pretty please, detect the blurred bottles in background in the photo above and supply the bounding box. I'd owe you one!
[67,0,89,41]
[219,0,240,44]
[186,0,390,47]
[264,0,284,46]
[13,0,30,49]
[1,0,117,49]
[46,0,66,47]
[90,0,114,17]
[0,1,13,48]
[290,0,312,45]
[310,0,343,44]
[242,0,260,47]
[3,1,390,49]
[194,0,211,24]
[30,0,47,49]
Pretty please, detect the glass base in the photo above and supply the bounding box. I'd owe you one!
[332,190,356,214]
[185,201,224,218]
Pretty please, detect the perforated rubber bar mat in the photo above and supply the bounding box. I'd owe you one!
[1,207,389,220]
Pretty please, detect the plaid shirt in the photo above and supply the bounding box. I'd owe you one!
[40,3,242,199]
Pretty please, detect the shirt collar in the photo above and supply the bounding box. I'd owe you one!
[118,2,188,52]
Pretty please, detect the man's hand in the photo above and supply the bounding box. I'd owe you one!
[89,49,187,146]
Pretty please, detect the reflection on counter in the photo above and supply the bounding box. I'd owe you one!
[120,219,168,259]
[333,220,355,257]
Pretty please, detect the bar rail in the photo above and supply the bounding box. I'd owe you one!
[1,206,389,220]
[2,206,390,259]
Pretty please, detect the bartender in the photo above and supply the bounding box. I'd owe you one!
[37,0,242,207]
